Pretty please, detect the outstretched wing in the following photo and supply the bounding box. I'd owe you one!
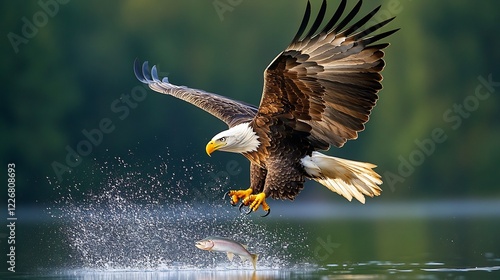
[255,0,399,149]
[135,59,258,127]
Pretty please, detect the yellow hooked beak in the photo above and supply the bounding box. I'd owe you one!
[205,140,225,156]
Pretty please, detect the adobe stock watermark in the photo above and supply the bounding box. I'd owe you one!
[51,85,149,182]
[313,235,341,262]
[213,0,243,21]
[384,74,499,191]
[7,0,70,54]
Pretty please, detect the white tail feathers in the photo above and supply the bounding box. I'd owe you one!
[301,152,382,203]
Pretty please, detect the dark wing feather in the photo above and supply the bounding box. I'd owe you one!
[255,0,398,149]
[134,59,258,127]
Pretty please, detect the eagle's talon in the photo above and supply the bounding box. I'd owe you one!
[225,188,253,206]
[245,207,253,215]
[238,202,246,213]
[261,209,271,217]
[230,197,238,206]
[238,192,271,217]
[238,203,253,215]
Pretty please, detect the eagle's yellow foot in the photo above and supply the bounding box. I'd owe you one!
[240,192,271,217]
[225,188,253,206]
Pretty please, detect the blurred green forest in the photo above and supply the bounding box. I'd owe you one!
[1,0,499,205]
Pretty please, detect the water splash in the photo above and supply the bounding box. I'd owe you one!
[48,149,309,270]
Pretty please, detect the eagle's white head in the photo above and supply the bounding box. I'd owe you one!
[205,123,260,155]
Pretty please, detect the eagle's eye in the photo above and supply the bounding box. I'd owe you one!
[218,137,226,142]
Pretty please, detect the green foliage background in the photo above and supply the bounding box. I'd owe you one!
[1,0,499,204]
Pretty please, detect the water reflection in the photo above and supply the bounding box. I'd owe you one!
[56,269,293,280]
[40,260,500,280]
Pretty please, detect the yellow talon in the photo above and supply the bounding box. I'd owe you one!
[226,189,271,217]
[227,188,253,205]
[243,192,271,217]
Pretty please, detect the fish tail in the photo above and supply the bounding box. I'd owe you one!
[250,253,258,270]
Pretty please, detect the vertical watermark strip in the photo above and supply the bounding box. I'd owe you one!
[6,163,17,272]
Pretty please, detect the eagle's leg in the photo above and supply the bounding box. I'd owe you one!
[225,188,253,206]
[242,192,270,217]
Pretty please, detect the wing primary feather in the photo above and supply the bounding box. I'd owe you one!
[334,0,362,32]
[133,58,148,83]
[322,0,346,33]
[361,28,400,46]
[141,61,152,82]
[305,0,327,38]
[151,65,161,82]
[258,0,398,149]
[342,5,381,36]
[353,17,396,40]
[291,1,311,43]
[135,59,258,127]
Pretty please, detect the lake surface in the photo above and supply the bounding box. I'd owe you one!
[2,200,499,280]
[3,158,498,279]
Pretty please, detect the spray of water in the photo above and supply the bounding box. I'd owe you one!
[48,149,309,270]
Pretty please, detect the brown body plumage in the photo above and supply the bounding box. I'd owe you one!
[135,0,398,214]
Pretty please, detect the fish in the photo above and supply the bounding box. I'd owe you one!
[195,236,258,270]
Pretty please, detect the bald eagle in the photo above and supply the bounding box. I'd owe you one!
[135,0,398,216]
